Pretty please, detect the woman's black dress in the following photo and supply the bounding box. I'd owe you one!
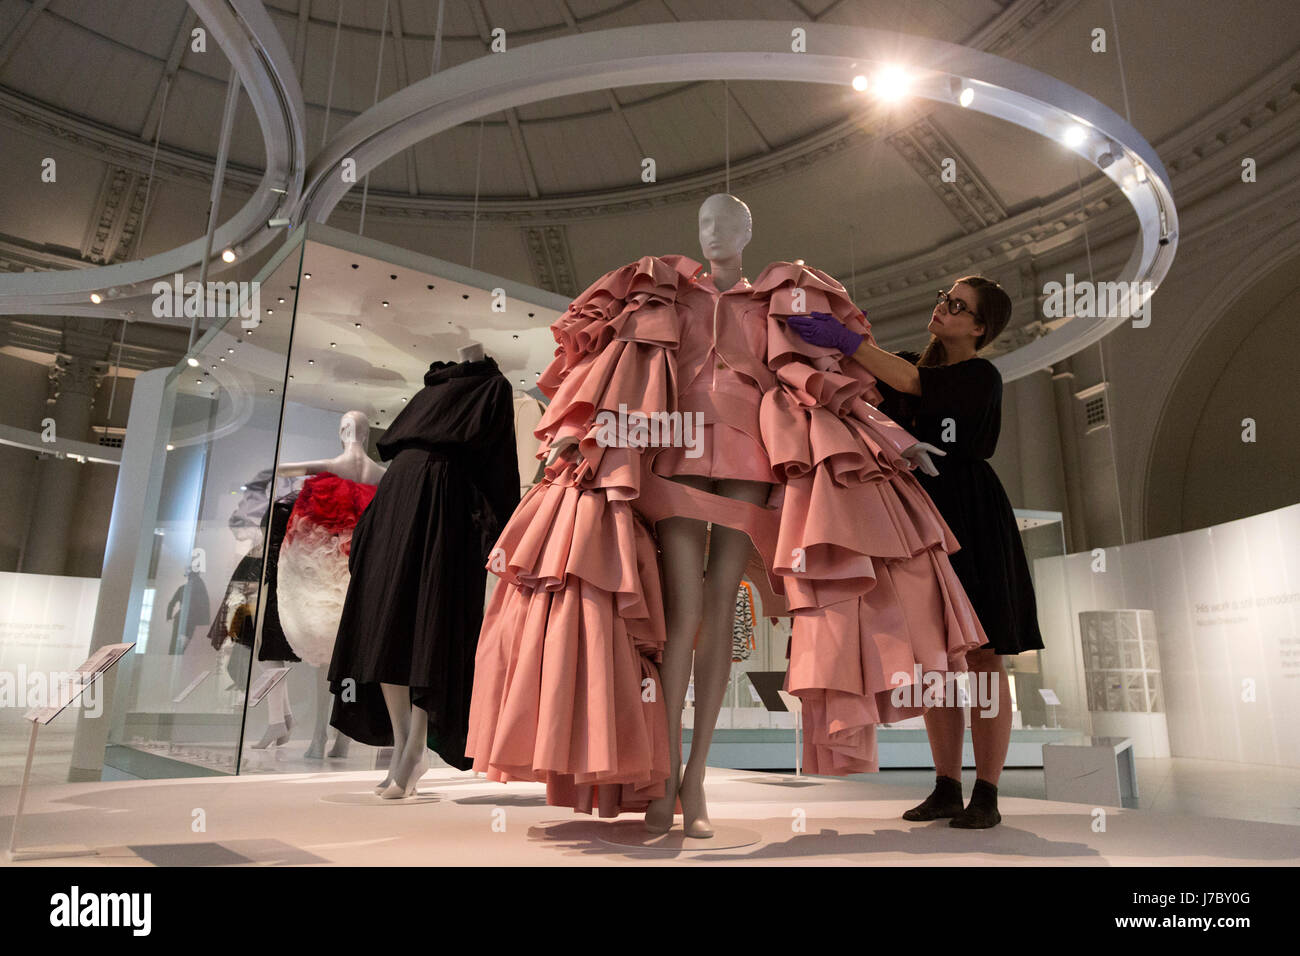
[328,356,520,769]
[876,352,1043,655]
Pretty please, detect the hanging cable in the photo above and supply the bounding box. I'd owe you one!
[1074,156,1128,546]
[130,76,170,261]
[321,0,345,148]
[723,80,730,194]
[848,225,858,303]
[103,319,127,441]
[430,0,446,74]
[469,117,485,271]
[358,0,390,236]
[1107,0,1134,124]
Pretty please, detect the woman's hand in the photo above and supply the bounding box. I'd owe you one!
[786,310,863,356]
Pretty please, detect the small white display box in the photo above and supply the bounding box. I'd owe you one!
[1042,735,1138,808]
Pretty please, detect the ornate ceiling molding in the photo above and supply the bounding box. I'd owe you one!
[885,113,1009,233]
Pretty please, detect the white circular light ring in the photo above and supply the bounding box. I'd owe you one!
[295,20,1177,382]
[0,0,307,316]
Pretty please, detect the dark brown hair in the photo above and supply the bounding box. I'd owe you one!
[917,275,1012,367]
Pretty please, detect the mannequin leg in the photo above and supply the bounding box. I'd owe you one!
[379,684,428,799]
[643,498,708,833]
[305,666,332,759]
[377,683,412,794]
[679,478,771,838]
[250,664,293,749]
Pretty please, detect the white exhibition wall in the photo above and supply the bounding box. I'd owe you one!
[1035,502,1300,768]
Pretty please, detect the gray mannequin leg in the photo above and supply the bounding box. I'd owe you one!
[377,682,411,794]
[680,477,770,837]
[379,683,428,799]
[644,498,709,832]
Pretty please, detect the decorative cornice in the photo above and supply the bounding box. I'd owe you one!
[523,224,579,298]
[886,113,1008,233]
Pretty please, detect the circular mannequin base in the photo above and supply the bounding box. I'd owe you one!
[319,788,440,806]
[596,820,761,850]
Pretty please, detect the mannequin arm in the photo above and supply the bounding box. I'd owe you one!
[275,458,330,477]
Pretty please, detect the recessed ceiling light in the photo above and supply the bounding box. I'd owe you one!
[90,293,103,304]
[959,86,974,107]
[221,248,236,262]
[277,297,285,304]
[1063,124,1087,147]
[851,74,868,92]
[308,359,315,365]
[303,272,312,279]
[330,342,337,348]
[355,322,361,328]
[382,301,389,307]
[187,357,199,367]
[875,65,910,101]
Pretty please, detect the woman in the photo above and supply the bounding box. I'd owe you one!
[787,277,1043,829]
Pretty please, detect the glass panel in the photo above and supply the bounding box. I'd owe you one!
[102,242,301,779]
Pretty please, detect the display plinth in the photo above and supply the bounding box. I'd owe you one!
[595,820,762,850]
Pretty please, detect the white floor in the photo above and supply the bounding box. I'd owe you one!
[2,765,1297,867]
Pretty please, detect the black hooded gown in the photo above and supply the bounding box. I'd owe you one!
[328,356,520,768]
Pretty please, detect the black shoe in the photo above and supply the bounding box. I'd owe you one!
[902,775,964,821]
[950,778,1001,828]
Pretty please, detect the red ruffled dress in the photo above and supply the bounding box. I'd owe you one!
[276,472,377,668]
[466,256,987,816]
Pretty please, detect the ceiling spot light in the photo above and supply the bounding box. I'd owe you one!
[959,86,975,107]
[851,74,868,92]
[303,272,312,279]
[1063,124,1087,147]
[1134,162,1147,183]
[308,359,315,365]
[90,293,103,304]
[166,444,174,451]
[227,347,234,353]
[382,301,389,307]
[186,357,199,367]
[221,249,237,263]
[875,66,911,101]
[277,297,285,303]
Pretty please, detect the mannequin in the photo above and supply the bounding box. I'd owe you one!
[546,195,944,835]
[276,409,385,760]
[368,342,486,799]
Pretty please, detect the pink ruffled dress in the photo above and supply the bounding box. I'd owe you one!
[465,255,988,816]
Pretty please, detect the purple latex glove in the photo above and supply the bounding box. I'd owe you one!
[786,310,863,356]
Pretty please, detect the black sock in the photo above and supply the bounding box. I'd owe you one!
[951,777,1001,828]
[903,774,964,820]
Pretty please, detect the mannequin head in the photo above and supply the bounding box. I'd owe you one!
[697,193,752,265]
[339,409,370,450]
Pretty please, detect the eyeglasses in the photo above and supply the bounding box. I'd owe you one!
[936,289,978,318]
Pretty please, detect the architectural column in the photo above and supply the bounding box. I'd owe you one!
[1014,367,1069,516]
[22,353,105,574]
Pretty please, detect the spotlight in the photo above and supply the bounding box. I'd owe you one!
[166,444,175,451]
[851,74,868,92]
[221,248,237,263]
[186,357,199,367]
[1063,125,1087,147]
[875,66,911,101]
[90,293,103,304]
[959,86,974,107]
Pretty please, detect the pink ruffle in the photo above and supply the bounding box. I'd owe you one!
[750,262,988,772]
[466,460,671,816]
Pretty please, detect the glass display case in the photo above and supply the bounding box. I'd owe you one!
[82,223,568,780]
